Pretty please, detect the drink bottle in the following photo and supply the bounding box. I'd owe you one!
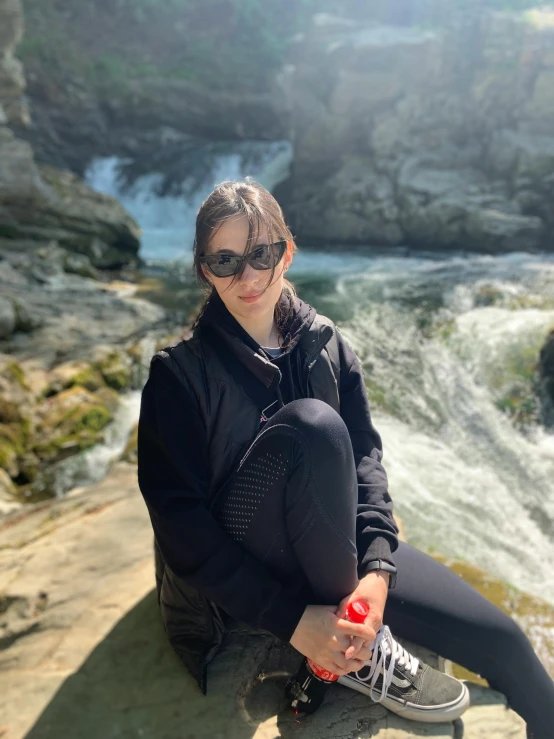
[285,599,370,714]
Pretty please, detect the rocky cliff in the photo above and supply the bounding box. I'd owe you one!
[0,0,140,268]
[280,10,554,253]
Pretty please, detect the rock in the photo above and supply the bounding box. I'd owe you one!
[0,295,16,338]
[92,346,133,391]
[121,421,137,464]
[45,361,106,396]
[0,0,28,127]
[33,385,114,466]
[0,2,141,272]
[0,128,50,202]
[538,329,554,427]
[0,466,17,512]
[0,464,534,739]
[3,164,141,269]
[283,11,554,252]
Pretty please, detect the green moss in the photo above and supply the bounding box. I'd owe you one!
[69,367,105,392]
[71,405,112,433]
[0,438,18,476]
[33,386,113,465]
[1,361,30,391]
[95,352,132,391]
[102,368,130,391]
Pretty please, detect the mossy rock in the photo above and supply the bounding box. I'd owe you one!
[94,350,133,391]
[93,386,121,414]
[0,396,23,423]
[17,451,41,483]
[44,362,106,397]
[121,422,138,464]
[0,437,19,478]
[68,367,106,392]
[474,284,505,307]
[0,361,30,391]
[34,386,113,465]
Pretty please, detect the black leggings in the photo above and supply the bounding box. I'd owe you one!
[211,399,554,738]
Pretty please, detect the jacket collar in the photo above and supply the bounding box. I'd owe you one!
[196,289,333,390]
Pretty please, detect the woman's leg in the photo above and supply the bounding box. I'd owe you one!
[385,542,554,738]
[211,398,359,605]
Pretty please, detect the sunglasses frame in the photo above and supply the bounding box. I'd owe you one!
[199,240,288,278]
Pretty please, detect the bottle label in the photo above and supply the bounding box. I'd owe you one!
[307,659,339,683]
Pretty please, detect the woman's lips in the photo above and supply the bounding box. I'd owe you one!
[240,292,262,303]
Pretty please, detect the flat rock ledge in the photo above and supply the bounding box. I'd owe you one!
[0,464,526,738]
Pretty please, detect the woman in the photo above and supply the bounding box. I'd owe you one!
[138,179,554,737]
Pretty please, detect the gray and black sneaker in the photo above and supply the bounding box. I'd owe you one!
[337,625,470,723]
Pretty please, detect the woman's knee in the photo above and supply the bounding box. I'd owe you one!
[275,398,351,454]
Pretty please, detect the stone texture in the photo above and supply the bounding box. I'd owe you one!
[0,464,529,739]
[0,0,28,127]
[281,9,554,252]
[0,0,141,269]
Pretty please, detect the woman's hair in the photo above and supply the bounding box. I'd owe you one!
[191,178,298,336]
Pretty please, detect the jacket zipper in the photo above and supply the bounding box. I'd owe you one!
[305,327,334,396]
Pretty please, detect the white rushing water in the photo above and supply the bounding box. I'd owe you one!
[85,145,554,605]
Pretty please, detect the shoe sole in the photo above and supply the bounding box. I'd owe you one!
[337,675,470,723]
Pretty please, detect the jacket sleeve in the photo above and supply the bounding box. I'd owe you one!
[336,331,399,577]
[137,357,308,642]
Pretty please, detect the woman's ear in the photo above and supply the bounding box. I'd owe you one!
[284,240,294,270]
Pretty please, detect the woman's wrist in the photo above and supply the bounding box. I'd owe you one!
[361,570,390,588]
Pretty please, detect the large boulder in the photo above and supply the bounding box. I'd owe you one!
[1,163,141,268]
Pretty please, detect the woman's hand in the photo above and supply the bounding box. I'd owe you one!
[336,571,390,661]
[289,604,376,676]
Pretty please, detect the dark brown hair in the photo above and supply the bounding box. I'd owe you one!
[191,178,298,337]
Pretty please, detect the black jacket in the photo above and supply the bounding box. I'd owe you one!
[137,288,398,693]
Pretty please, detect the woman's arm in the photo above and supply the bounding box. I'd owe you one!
[335,331,399,577]
[137,358,307,641]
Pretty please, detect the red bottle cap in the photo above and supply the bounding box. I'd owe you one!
[346,599,370,623]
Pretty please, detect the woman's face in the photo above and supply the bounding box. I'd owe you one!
[201,215,293,322]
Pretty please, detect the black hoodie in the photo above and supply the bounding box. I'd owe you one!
[138,291,398,642]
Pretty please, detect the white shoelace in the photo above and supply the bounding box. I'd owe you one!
[354,625,420,703]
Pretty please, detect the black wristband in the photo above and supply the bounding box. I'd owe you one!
[364,559,397,590]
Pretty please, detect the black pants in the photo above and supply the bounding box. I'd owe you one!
[211,399,554,738]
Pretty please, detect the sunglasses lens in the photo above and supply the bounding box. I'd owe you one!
[250,242,286,270]
[249,244,273,270]
[203,241,286,278]
[206,254,241,278]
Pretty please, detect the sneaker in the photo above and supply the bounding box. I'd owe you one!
[337,625,470,723]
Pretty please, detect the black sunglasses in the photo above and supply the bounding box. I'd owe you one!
[199,240,287,278]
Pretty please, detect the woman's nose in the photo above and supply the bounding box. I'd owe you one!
[240,260,262,284]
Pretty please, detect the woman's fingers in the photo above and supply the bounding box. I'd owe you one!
[345,635,364,660]
[336,617,376,642]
